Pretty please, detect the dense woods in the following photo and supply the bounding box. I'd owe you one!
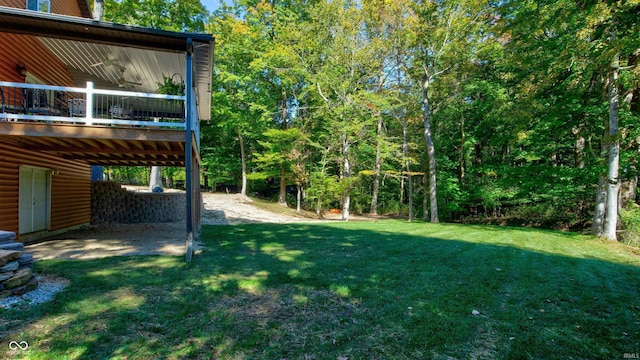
[106,0,640,242]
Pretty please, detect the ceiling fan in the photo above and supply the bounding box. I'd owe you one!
[116,66,142,88]
[90,57,123,68]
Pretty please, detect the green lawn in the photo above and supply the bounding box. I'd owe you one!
[2,221,639,359]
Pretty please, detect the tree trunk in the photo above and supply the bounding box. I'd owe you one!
[92,0,104,21]
[342,133,350,221]
[370,113,383,216]
[573,126,585,169]
[460,114,465,185]
[603,54,621,241]
[423,172,429,221]
[149,166,162,191]
[296,184,302,214]
[278,88,288,206]
[278,165,287,206]
[402,117,413,222]
[423,73,439,223]
[399,175,405,215]
[317,198,322,215]
[238,129,247,197]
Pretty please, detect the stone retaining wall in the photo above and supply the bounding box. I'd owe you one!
[0,231,37,298]
[91,182,185,224]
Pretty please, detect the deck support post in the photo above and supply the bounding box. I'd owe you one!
[185,38,194,263]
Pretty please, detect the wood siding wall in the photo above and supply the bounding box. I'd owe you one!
[0,33,75,86]
[0,0,83,17]
[0,141,91,238]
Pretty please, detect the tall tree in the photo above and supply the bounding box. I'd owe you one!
[105,0,208,32]
[411,0,489,223]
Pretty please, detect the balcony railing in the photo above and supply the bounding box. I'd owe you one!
[0,81,186,129]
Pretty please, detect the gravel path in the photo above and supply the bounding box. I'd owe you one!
[201,193,305,225]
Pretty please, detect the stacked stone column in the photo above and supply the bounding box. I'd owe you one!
[0,230,37,298]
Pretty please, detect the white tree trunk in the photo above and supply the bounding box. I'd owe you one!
[342,133,350,221]
[238,129,247,197]
[92,0,104,21]
[297,185,302,214]
[603,54,620,241]
[149,166,162,191]
[592,175,607,237]
[423,172,429,221]
[371,113,383,216]
[423,73,439,223]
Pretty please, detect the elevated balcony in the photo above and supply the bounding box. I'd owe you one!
[0,81,199,167]
[0,81,186,128]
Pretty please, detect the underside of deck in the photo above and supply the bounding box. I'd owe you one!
[0,122,192,166]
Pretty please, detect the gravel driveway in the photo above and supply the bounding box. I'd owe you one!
[26,193,304,260]
[201,194,305,225]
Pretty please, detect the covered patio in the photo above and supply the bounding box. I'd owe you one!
[0,7,214,260]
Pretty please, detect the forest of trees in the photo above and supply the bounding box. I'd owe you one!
[105,0,640,243]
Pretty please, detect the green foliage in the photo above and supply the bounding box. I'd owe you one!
[306,171,340,209]
[156,75,184,95]
[620,206,640,247]
[204,0,639,231]
[104,0,208,32]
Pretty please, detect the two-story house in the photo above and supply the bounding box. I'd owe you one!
[0,0,213,259]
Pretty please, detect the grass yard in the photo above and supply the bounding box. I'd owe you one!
[1,221,640,359]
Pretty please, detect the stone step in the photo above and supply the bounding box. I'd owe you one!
[11,284,27,296]
[0,260,18,272]
[0,289,11,299]
[18,253,33,265]
[0,272,12,282]
[0,242,23,252]
[26,276,38,292]
[0,250,22,267]
[18,263,33,270]
[2,268,32,289]
[0,231,16,244]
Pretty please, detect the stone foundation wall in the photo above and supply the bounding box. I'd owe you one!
[91,182,185,224]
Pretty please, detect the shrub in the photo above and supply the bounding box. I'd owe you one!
[619,206,640,247]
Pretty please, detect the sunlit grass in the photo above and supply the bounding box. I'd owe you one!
[1,221,639,359]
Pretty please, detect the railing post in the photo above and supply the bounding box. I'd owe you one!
[85,81,94,125]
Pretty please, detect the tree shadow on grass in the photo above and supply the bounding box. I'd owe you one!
[1,222,639,359]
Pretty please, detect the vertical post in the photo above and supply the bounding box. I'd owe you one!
[85,81,94,125]
[185,39,194,262]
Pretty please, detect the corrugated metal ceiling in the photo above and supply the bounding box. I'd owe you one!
[0,6,213,120]
[39,38,185,93]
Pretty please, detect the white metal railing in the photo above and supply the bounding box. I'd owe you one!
[0,81,186,129]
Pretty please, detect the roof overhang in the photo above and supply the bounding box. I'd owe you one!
[0,6,214,120]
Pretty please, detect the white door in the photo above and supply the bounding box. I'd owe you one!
[19,166,50,234]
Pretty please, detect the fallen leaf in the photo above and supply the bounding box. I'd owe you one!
[472,310,480,316]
